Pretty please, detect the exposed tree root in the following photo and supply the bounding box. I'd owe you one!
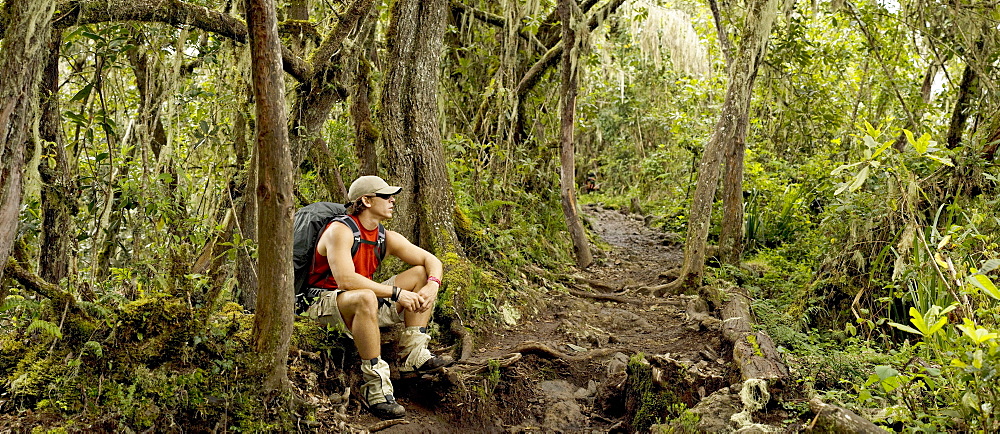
[513,341,621,362]
[807,398,887,433]
[567,287,681,306]
[449,319,474,361]
[567,275,620,292]
[367,418,409,432]
[720,289,788,387]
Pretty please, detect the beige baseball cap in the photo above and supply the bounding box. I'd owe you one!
[347,176,402,202]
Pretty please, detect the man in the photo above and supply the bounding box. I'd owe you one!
[304,175,452,419]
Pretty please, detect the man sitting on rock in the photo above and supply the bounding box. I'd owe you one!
[304,176,452,419]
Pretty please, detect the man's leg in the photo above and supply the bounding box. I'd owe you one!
[337,290,405,419]
[389,267,453,373]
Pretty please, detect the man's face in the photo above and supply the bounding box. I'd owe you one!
[365,193,396,219]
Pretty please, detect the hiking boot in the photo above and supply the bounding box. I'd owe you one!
[415,354,454,372]
[398,326,454,374]
[360,357,404,419]
[365,395,405,420]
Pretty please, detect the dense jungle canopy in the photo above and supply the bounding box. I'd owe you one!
[1,0,999,431]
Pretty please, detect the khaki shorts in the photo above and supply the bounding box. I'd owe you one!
[305,276,404,338]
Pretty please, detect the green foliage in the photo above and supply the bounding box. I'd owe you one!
[857,302,1000,431]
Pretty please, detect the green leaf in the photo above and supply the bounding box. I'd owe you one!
[26,319,63,339]
[962,391,980,409]
[870,138,893,159]
[904,129,918,149]
[830,161,862,176]
[70,84,93,102]
[968,274,1000,300]
[924,154,954,166]
[847,166,869,192]
[875,365,899,381]
[888,321,921,335]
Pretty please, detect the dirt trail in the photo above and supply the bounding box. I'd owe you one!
[340,204,736,433]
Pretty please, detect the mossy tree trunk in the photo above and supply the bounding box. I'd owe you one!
[351,19,380,177]
[0,0,58,284]
[660,0,779,295]
[380,0,463,257]
[247,0,294,392]
[558,0,593,269]
[39,27,78,285]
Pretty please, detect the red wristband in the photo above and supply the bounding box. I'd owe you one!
[427,276,442,285]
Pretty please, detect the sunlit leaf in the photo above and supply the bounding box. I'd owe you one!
[957,319,998,345]
[845,166,869,193]
[937,235,951,250]
[968,274,1000,300]
[875,365,898,381]
[924,154,954,166]
[830,161,862,176]
[871,137,893,159]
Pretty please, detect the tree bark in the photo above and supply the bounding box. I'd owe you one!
[236,132,260,311]
[946,61,979,150]
[708,0,734,69]
[351,19,380,177]
[380,0,463,256]
[721,290,789,385]
[247,0,294,392]
[0,0,58,284]
[38,27,78,284]
[657,0,779,296]
[558,0,593,269]
[719,139,745,265]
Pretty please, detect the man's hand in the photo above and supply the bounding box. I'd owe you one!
[396,289,423,312]
[414,282,439,312]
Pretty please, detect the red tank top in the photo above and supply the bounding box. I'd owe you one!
[306,215,381,289]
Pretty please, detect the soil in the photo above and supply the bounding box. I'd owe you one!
[334,203,739,433]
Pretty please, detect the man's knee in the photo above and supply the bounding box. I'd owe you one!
[340,289,379,317]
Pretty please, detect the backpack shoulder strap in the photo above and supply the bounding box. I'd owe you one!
[376,224,387,262]
[332,214,363,257]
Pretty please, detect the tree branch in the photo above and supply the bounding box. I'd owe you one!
[450,0,505,27]
[5,258,91,321]
[514,0,626,99]
[39,0,313,82]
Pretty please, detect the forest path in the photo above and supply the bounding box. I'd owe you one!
[338,203,735,433]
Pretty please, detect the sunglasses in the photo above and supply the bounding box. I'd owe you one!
[369,193,395,199]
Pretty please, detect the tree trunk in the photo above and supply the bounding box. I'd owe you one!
[38,27,78,284]
[0,0,58,284]
[719,139,745,265]
[380,0,463,256]
[351,19,380,177]
[946,61,979,150]
[558,0,593,269]
[247,0,294,392]
[708,0,734,69]
[236,121,260,311]
[657,0,779,296]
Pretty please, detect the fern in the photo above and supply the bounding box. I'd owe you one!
[0,295,40,314]
[82,341,104,358]
[26,319,63,339]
